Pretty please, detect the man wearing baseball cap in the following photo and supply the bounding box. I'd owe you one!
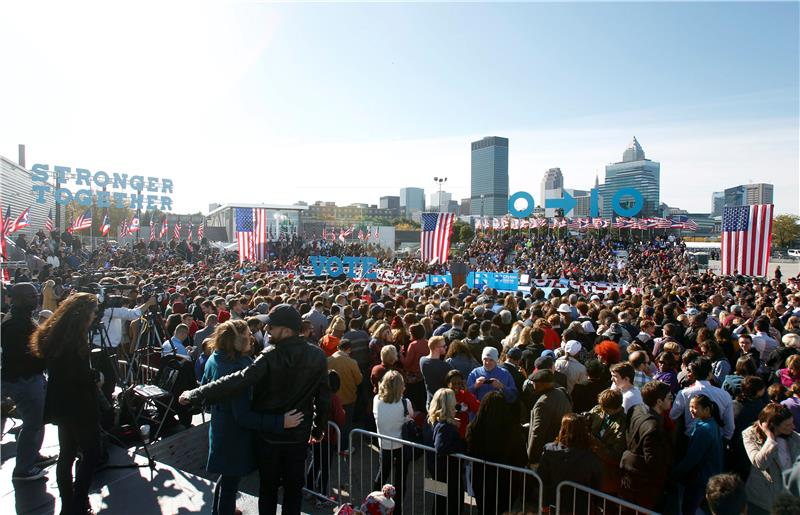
[180,303,331,515]
[466,347,517,402]
[554,340,588,394]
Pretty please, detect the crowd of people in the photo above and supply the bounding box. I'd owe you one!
[3,230,800,515]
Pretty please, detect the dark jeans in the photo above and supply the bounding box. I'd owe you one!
[3,374,46,475]
[373,447,410,515]
[56,420,101,515]
[434,455,463,515]
[305,440,332,496]
[212,475,240,515]
[472,462,514,515]
[257,441,308,515]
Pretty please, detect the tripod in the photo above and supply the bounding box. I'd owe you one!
[125,310,166,387]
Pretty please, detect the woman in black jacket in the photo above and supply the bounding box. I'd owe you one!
[31,293,102,515]
[466,392,528,515]
[538,413,603,512]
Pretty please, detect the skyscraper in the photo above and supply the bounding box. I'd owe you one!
[380,196,400,217]
[541,168,564,217]
[745,183,774,205]
[470,136,509,217]
[428,191,452,212]
[711,191,724,217]
[598,137,660,218]
[399,187,425,217]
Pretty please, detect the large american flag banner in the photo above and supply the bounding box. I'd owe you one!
[721,204,774,276]
[236,207,268,263]
[420,212,455,264]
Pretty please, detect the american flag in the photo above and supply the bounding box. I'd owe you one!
[72,209,93,231]
[45,209,54,233]
[160,218,168,238]
[173,221,181,239]
[2,206,10,236]
[8,208,30,234]
[322,226,327,241]
[373,227,379,241]
[128,215,140,233]
[236,207,268,263]
[721,205,774,276]
[118,219,126,237]
[420,212,455,264]
[187,221,193,242]
[669,215,699,231]
[0,207,8,283]
[197,222,204,240]
[100,211,110,236]
[358,229,364,241]
[149,223,156,241]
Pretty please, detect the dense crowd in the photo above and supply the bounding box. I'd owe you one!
[3,232,800,515]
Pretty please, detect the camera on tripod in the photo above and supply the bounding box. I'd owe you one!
[79,282,137,325]
[140,283,167,314]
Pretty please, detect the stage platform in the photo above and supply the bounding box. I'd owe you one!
[1,414,334,514]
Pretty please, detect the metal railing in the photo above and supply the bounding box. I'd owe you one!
[555,480,660,515]
[303,420,343,507]
[348,428,544,514]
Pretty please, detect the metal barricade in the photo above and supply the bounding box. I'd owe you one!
[349,428,543,514]
[303,420,343,507]
[555,480,660,515]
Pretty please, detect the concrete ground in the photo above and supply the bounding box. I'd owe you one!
[708,259,799,278]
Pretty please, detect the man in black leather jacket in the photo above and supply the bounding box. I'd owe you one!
[180,304,330,515]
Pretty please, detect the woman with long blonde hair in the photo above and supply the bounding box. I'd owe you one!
[429,388,466,515]
[372,370,412,514]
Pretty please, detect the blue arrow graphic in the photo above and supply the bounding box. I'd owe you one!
[544,190,576,216]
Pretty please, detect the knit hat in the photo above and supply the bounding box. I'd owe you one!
[481,347,499,362]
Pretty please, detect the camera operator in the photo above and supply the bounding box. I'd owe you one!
[30,293,103,515]
[91,280,156,353]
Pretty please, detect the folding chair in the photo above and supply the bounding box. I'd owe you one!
[131,366,179,442]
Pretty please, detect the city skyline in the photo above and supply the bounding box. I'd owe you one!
[1,2,797,215]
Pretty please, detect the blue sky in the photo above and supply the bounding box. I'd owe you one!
[1,1,798,214]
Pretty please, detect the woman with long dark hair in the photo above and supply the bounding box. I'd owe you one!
[466,392,527,515]
[30,292,101,515]
[538,413,603,511]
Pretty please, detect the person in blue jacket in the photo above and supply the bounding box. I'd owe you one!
[202,320,304,515]
[673,394,724,515]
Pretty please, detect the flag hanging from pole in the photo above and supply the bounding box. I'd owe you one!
[0,208,9,284]
[72,209,93,231]
[173,221,181,240]
[160,218,168,238]
[45,209,54,233]
[420,212,455,264]
[236,207,268,263]
[128,214,140,233]
[149,223,156,241]
[721,204,774,277]
[197,221,204,240]
[100,211,110,236]
[8,208,30,235]
[119,218,128,237]
[187,221,193,242]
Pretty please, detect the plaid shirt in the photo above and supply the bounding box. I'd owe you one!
[633,370,652,389]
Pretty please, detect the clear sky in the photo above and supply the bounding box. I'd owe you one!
[2,1,798,215]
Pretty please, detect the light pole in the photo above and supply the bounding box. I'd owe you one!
[433,176,447,213]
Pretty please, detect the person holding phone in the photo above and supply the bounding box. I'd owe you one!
[467,347,517,403]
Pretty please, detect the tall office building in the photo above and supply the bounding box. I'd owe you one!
[723,183,774,208]
[745,183,774,205]
[470,136,509,217]
[380,195,400,217]
[428,191,452,212]
[541,168,564,217]
[711,191,725,217]
[565,188,590,217]
[598,137,660,218]
[399,187,425,217]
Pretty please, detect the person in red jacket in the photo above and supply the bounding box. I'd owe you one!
[445,369,480,438]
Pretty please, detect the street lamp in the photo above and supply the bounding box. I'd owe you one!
[433,176,447,212]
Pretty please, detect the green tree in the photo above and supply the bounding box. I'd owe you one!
[459,223,474,242]
[773,214,800,248]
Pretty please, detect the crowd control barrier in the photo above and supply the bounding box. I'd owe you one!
[554,480,660,515]
[303,421,343,506]
[348,428,544,514]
